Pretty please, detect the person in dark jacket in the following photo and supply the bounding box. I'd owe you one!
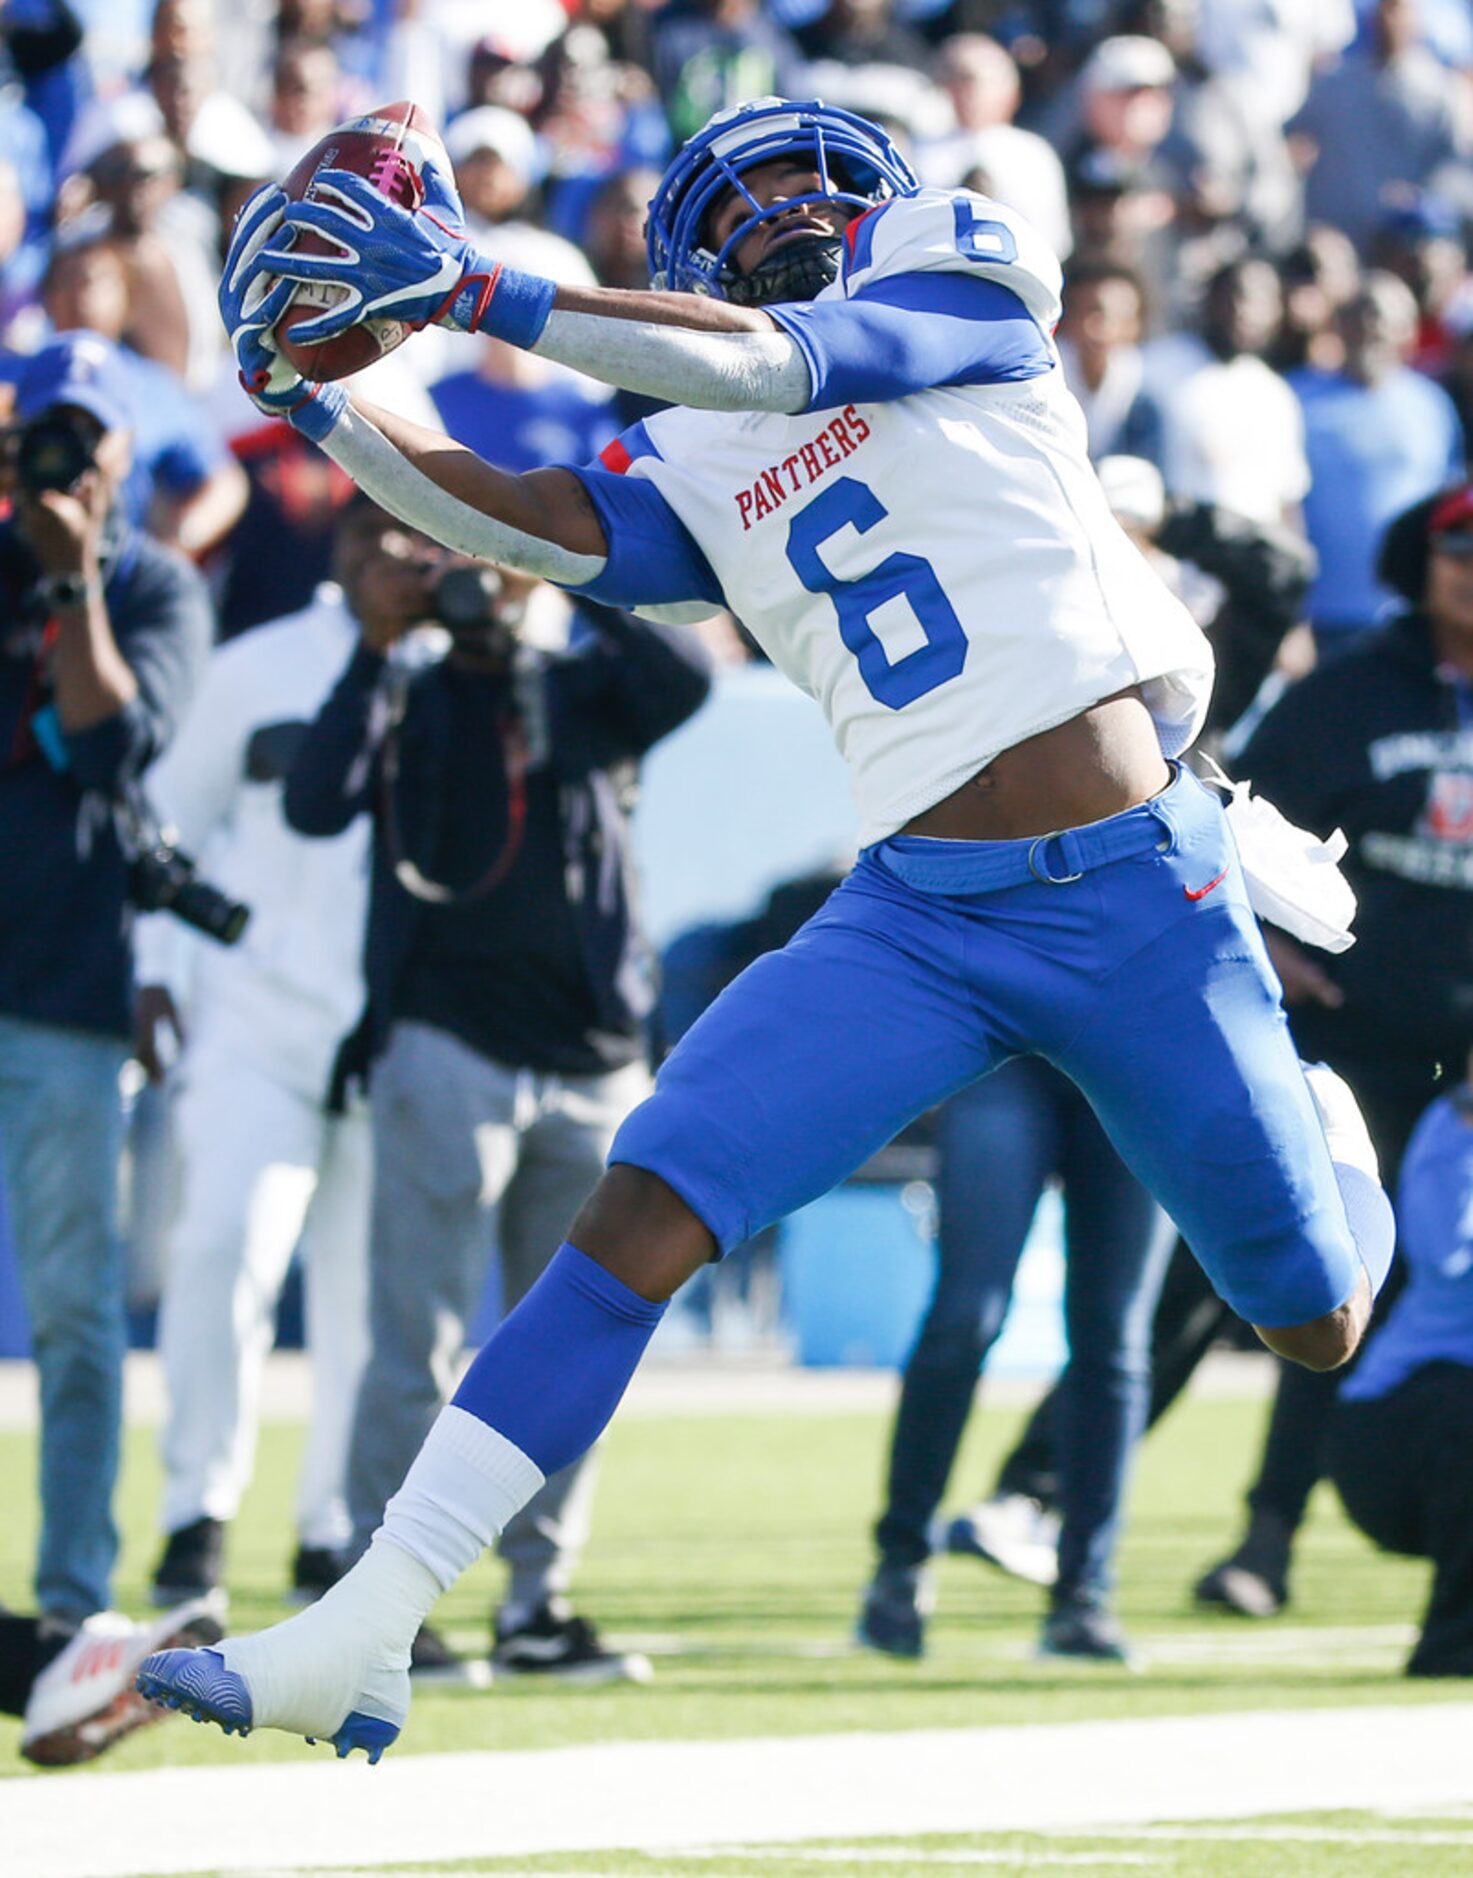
[283,497,710,1682]
[1193,480,1473,1612]
[0,332,212,1763]
[1094,452,1317,742]
[1158,498,1316,742]
[943,483,1473,1613]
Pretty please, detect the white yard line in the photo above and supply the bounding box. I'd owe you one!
[1084,1826,1473,1845]
[686,1852,1167,1867]
[8,1702,1473,1878]
[242,1863,1166,1877]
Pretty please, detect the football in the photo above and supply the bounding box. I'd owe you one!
[275,100,447,383]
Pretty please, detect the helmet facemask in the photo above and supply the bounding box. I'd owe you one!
[712,179,862,306]
[723,231,844,306]
[646,99,918,304]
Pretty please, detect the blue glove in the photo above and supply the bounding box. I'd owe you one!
[259,155,556,350]
[219,182,347,443]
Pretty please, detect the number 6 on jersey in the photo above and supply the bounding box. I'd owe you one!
[786,477,969,709]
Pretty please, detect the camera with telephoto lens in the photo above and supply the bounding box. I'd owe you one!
[429,563,519,651]
[13,408,98,495]
[128,821,251,947]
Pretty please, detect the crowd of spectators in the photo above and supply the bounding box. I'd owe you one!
[0,0,1463,642]
[2,0,1473,1762]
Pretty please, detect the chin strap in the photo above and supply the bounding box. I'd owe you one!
[723,235,843,309]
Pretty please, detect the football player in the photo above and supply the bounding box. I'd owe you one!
[139,99,1395,1758]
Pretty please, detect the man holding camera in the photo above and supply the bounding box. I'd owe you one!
[0,332,211,1762]
[135,497,398,1615]
[285,502,710,1681]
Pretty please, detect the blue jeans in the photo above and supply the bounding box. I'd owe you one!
[0,1014,128,1618]
[875,1056,1175,1603]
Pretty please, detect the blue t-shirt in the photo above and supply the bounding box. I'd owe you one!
[117,347,228,520]
[1342,1089,1473,1401]
[430,371,619,478]
[0,94,54,302]
[1291,365,1464,633]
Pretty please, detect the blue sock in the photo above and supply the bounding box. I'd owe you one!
[451,1243,667,1476]
[1335,1163,1397,1297]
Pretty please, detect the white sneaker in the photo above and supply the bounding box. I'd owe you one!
[1302,1061,1379,1178]
[936,1493,1061,1588]
[21,1599,223,1766]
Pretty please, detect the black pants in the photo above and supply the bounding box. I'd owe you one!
[1327,1364,1473,1676]
[997,1036,1438,1530]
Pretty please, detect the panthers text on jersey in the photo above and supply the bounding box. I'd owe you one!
[562,188,1214,846]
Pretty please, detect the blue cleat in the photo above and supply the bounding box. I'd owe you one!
[333,1713,400,1763]
[135,1648,254,1737]
[135,1648,401,1763]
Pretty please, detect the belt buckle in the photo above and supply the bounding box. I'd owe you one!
[1027,831,1084,885]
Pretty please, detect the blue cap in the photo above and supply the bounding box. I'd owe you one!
[13,331,134,432]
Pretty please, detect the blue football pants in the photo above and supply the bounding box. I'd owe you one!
[613,767,1365,1330]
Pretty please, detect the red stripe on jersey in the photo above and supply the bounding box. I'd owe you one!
[845,205,881,254]
[600,438,633,474]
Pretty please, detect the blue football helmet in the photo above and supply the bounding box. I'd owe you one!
[645,97,919,305]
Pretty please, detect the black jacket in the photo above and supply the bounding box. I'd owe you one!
[1156,500,1315,736]
[284,605,711,1078]
[0,522,210,1038]
[1237,610,1473,1066]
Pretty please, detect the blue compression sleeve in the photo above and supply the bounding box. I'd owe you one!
[560,456,726,609]
[451,1243,667,1476]
[768,272,1053,412]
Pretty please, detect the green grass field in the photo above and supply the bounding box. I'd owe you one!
[3,1379,1470,1876]
[0,1383,1458,1769]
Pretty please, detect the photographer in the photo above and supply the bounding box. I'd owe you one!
[0,332,210,1763]
[284,507,710,1682]
[1095,454,1317,744]
[136,498,395,1615]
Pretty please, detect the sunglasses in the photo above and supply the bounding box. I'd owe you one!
[1431,531,1473,557]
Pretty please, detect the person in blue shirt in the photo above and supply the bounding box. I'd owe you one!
[0,84,57,304]
[1328,1063,1473,1678]
[429,344,618,481]
[1292,270,1464,654]
[0,331,212,1763]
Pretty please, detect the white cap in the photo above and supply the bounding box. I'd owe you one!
[475,221,596,288]
[186,93,276,183]
[1097,455,1167,532]
[1080,36,1176,95]
[802,60,951,142]
[443,106,536,186]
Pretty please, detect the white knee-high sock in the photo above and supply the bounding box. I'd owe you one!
[378,1404,547,1587]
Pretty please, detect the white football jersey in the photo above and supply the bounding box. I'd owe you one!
[607,190,1213,846]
